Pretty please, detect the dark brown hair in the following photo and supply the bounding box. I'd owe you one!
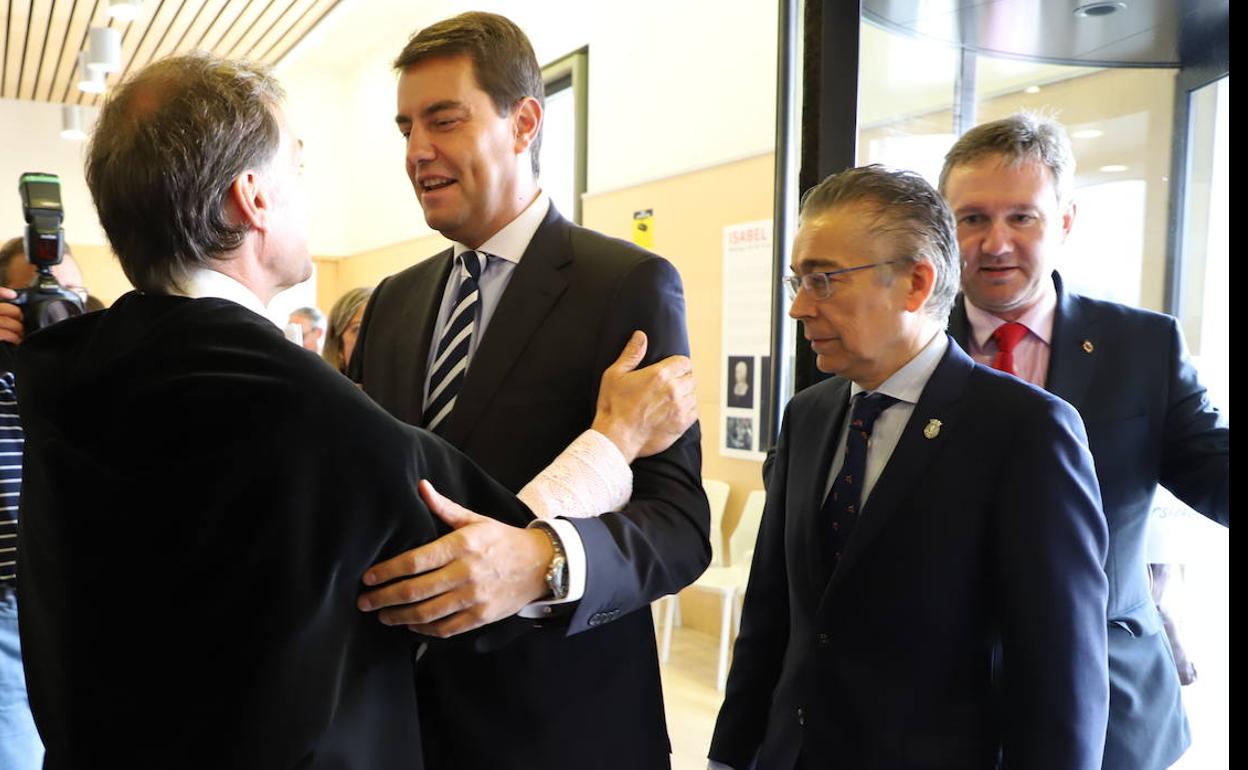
[394,12,544,176]
[939,112,1075,203]
[85,53,284,294]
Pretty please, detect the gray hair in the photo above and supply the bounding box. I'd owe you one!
[800,164,959,322]
[938,112,1076,203]
[85,53,285,294]
[291,306,326,329]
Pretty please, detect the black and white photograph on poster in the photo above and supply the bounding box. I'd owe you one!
[726,416,754,451]
[727,356,754,408]
[759,356,772,447]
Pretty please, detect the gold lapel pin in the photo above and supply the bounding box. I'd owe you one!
[1082,340,1094,353]
[923,419,942,439]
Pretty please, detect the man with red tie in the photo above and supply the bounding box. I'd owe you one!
[941,113,1230,770]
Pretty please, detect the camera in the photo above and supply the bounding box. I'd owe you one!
[11,172,84,334]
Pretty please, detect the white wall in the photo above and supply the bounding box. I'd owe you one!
[0,98,104,245]
[277,0,779,256]
[0,1,780,258]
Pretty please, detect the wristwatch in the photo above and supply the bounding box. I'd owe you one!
[533,521,569,600]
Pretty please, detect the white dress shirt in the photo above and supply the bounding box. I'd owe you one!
[963,279,1057,388]
[824,332,948,514]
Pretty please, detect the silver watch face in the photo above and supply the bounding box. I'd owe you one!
[547,554,568,599]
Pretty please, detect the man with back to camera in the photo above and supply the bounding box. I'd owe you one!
[349,11,711,769]
[708,165,1110,769]
[939,112,1230,770]
[14,52,696,769]
[0,238,86,770]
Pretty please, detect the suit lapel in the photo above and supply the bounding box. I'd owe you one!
[795,379,852,601]
[818,339,974,611]
[397,252,453,424]
[1043,272,1098,413]
[440,207,572,445]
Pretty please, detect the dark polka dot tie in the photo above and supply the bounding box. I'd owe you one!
[820,391,899,582]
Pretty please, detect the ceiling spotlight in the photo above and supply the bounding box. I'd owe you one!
[1100,164,1129,173]
[107,0,144,22]
[1075,2,1127,17]
[87,27,123,74]
[1024,85,1041,94]
[1072,128,1105,139]
[61,105,87,141]
[78,52,107,93]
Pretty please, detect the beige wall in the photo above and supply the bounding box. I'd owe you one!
[69,242,130,304]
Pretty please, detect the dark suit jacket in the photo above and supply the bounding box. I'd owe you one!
[948,272,1230,770]
[15,293,532,769]
[710,338,1110,770]
[351,204,710,769]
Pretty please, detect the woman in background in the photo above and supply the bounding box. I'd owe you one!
[323,287,372,375]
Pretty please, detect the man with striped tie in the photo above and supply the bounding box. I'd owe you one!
[0,238,86,770]
[350,12,710,769]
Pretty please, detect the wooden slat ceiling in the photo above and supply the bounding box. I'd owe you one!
[1,0,343,107]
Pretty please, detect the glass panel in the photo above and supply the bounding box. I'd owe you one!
[1164,74,1229,770]
[539,80,578,223]
[857,20,957,184]
[974,56,1176,311]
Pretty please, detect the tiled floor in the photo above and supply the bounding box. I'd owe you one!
[660,628,724,770]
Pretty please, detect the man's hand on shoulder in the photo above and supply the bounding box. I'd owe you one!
[592,330,697,462]
[357,480,553,637]
[0,288,23,345]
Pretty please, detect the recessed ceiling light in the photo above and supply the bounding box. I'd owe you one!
[1100,164,1129,173]
[1075,2,1127,18]
[1024,85,1041,94]
[77,52,107,94]
[107,1,143,22]
[61,105,87,141]
[1072,128,1104,139]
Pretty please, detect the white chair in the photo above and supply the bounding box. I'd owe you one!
[656,479,730,657]
[661,489,766,691]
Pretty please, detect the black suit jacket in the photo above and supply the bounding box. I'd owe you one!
[351,204,710,769]
[710,339,1110,770]
[948,272,1229,769]
[15,293,532,769]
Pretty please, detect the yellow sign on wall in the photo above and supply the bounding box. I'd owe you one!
[632,208,654,250]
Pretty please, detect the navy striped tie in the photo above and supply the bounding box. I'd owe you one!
[424,251,486,434]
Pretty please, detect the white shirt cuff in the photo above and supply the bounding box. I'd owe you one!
[517,517,586,617]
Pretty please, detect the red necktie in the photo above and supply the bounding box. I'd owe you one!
[990,322,1029,375]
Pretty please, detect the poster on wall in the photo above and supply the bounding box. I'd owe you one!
[720,219,773,461]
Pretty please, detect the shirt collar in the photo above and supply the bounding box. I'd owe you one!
[452,190,550,265]
[850,331,949,405]
[964,273,1057,350]
[176,268,279,327]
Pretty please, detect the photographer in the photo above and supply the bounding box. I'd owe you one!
[0,236,86,770]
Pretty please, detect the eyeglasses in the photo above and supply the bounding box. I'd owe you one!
[783,260,898,300]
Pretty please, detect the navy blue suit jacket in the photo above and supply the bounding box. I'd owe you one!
[710,338,1110,770]
[948,272,1230,769]
[351,204,710,769]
